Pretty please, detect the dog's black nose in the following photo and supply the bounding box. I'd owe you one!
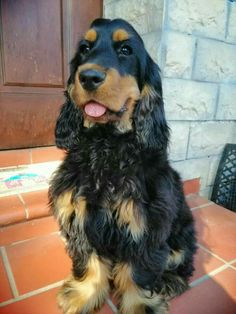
[79,69,106,91]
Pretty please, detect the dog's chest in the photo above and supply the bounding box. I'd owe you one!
[77,137,141,203]
[74,138,145,257]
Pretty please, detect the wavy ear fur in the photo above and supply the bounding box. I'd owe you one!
[55,91,83,150]
[55,50,83,150]
[134,56,169,150]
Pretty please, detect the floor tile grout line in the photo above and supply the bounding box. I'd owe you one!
[228,258,236,264]
[185,194,209,201]
[228,259,236,271]
[0,247,19,298]
[190,263,229,288]
[185,194,208,200]
[229,264,236,271]
[0,261,233,309]
[185,193,200,199]
[190,274,211,288]
[8,231,60,247]
[17,194,29,219]
[107,298,118,313]
[191,201,214,211]
[0,280,64,308]
[0,279,118,312]
[197,243,230,264]
[192,243,236,286]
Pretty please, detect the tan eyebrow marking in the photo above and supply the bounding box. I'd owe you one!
[84,29,97,42]
[113,29,129,42]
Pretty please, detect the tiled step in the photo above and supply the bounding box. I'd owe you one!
[0,146,64,227]
[0,178,200,227]
[0,146,64,168]
[0,161,60,197]
[0,189,50,226]
[0,196,235,313]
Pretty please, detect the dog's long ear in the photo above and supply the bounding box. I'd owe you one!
[55,53,83,150]
[134,55,169,150]
[55,92,83,150]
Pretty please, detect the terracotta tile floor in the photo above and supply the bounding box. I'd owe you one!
[0,194,236,314]
[0,146,64,168]
[0,178,200,228]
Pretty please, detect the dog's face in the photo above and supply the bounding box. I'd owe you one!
[68,19,149,130]
[56,19,169,150]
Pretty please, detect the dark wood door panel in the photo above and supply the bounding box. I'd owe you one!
[0,0,103,149]
[70,0,104,54]
[1,0,64,87]
[0,93,64,149]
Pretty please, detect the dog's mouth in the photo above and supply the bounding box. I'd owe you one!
[83,101,127,121]
[69,66,140,128]
[84,102,107,118]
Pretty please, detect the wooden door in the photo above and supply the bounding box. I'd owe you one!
[0,0,102,149]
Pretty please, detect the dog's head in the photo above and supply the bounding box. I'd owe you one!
[56,18,169,150]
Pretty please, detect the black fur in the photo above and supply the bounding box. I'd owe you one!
[49,18,196,313]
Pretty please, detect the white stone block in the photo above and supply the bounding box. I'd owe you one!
[171,157,211,189]
[104,0,116,5]
[188,122,236,158]
[227,2,236,43]
[163,79,217,120]
[163,32,196,79]
[142,31,161,63]
[216,85,236,120]
[207,155,221,187]
[104,0,163,35]
[200,187,213,200]
[168,0,226,40]
[168,122,190,161]
[194,39,236,83]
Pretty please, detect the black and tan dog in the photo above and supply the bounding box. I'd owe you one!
[49,18,196,314]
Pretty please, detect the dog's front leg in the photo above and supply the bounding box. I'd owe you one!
[51,191,111,313]
[113,263,169,314]
[58,253,111,314]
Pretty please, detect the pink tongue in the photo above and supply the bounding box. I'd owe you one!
[84,102,107,117]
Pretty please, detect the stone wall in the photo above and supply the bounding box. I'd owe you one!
[104,0,236,198]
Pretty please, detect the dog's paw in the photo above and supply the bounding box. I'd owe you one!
[57,277,105,314]
[57,285,79,314]
[57,279,88,314]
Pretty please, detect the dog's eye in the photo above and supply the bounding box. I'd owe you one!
[79,43,91,55]
[120,45,132,56]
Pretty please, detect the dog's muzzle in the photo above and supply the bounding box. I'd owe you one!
[79,69,106,91]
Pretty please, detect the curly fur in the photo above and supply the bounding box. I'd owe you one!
[49,18,196,314]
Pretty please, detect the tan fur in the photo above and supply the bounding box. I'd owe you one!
[141,84,152,98]
[54,192,88,230]
[141,83,161,99]
[114,96,137,132]
[58,253,111,314]
[54,191,74,226]
[113,263,168,314]
[69,65,140,129]
[167,249,185,269]
[113,29,130,42]
[75,196,87,229]
[113,263,133,293]
[83,119,95,128]
[84,29,97,42]
[67,83,74,96]
[114,198,146,241]
[113,263,145,313]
